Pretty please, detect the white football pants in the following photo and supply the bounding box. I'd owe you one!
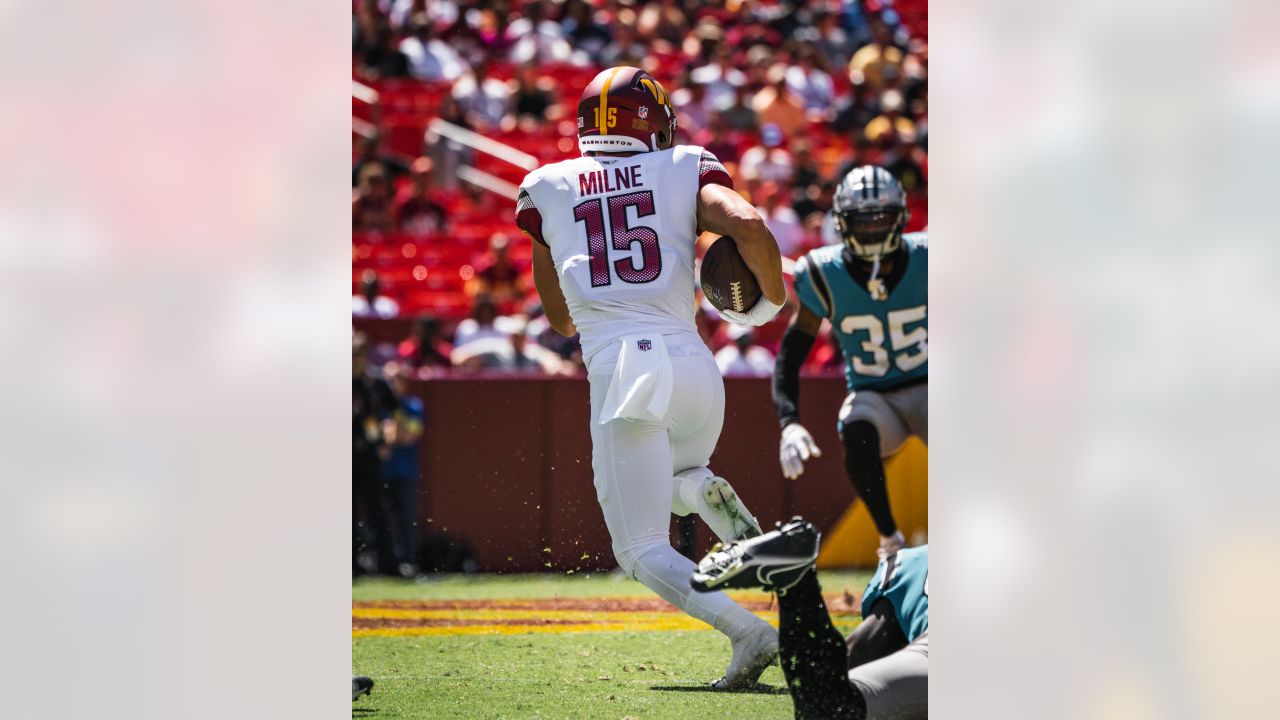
[588,332,767,641]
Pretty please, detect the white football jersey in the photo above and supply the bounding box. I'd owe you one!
[516,145,733,365]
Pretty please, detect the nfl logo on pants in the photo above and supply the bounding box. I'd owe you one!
[637,339,652,351]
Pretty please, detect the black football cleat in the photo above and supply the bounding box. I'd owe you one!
[691,517,819,595]
[352,675,374,702]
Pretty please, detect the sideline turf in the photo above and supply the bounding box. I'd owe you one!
[353,570,871,719]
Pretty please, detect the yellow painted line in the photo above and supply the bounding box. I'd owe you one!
[348,591,768,607]
[356,622,642,638]
[354,608,710,623]
[354,614,863,639]
[354,617,720,638]
[353,612,786,638]
[351,592,860,638]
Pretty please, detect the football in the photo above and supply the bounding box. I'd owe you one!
[700,235,762,314]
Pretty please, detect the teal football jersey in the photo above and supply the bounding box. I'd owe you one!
[792,232,928,393]
[861,544,929,642]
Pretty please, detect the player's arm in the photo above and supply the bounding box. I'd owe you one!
[531,241,576,337]
[774,303,822,427]
[774,304,824,479]
[696,183,787,307]
[517,185,576,337]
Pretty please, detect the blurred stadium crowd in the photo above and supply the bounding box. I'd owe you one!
[351,0,927,381]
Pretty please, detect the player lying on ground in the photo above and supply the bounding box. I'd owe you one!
[692,519,928,720]
[773,167,927,559]
[517,66,787,689]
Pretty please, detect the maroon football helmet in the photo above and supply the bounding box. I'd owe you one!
[577,66,677,155]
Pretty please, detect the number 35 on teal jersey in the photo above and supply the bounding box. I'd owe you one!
[793,232,928,393]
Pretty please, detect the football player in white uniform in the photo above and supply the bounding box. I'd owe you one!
[517,66,787,689]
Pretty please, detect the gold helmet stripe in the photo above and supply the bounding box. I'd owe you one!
[598,66,624,134]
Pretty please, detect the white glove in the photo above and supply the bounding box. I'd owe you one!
[779,423,822,479]
[719,295,784,327]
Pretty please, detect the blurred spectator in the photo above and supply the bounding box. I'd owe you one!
[715,325,776,377]
[864,89,917,143]
[636,0,689,49]
[467,233,528,313]
[451,320,564,374]
[353,165,396,233]
[470,4,513,57]
[744,45,776,90]
[901,39,929,108]
[353,332,395,575]
[683,19,723,66]
[752,64,808,139]
[397,315,453,373]
[790,139,821,191]
[452,59,511,130]
[400,15,466,81]
[804,207,834,247]
[814,8,858,70]
[352,270,401,318]
[848,20,904,91]
[395,157,448,234]
[562,0,611,59]
[878,133,928,193]
[352,134,408,188]
[526,304,583,370]
[500,322,562,374]
[426,94,474,192]
[599,20,647,68]
[506,0,573,65]
[699,115,740,165]
[794,179,837,227]
[512,66,559,124]
[388,0,457,33]
[755,182,806,259]
[739,124,794,184]
[453,293,509,348]
[354,2,406,79]
[379,362,426,578]
[785,47,836,117]
[716,83,759,134]
[693,48,747,111]
[831,82,882,136]
[671,74,711,138]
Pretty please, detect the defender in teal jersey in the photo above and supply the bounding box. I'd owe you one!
[772,166,927,559]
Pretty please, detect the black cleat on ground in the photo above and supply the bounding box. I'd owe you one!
[352,675,374,702]
[690,517,820,594]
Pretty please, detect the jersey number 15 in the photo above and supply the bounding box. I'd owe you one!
[573,191,662,288]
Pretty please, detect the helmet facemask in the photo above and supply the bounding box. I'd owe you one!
[835,207,907,262]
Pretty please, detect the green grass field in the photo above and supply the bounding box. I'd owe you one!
[353,570,872,719]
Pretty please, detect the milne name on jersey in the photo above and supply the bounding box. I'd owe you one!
[578,165,645,197]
